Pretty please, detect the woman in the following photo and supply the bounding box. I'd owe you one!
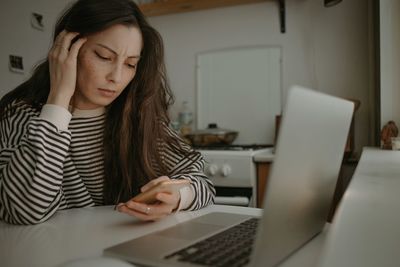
[0,0,215,225]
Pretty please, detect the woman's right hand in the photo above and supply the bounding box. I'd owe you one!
[47,30,87,109]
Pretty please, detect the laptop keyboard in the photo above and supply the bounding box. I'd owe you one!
[165,217,259,267]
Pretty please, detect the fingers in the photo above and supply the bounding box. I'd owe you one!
[47,29,87,109]
[69,37,87,59]
[156,192,180,206]
[54,30,80,51]
[117,191,180,221]
[140,176,170,193]
[125,199,173,214]
[118,176,183,222]
[51,30,67,53]
[118,205,166,221]
[50,31,85,59]
[117,201,173,221]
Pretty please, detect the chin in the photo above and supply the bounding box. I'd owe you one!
[97,94,120,105]
[82,98,113,109]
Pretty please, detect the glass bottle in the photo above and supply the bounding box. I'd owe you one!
[178,101,193,135]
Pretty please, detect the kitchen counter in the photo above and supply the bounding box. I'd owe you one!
[253,148,275,162]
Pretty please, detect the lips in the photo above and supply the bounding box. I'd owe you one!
[98,88,116,97]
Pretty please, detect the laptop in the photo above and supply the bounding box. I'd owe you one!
[104,86,354,267]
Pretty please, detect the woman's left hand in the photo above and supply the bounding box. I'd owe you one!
[116,176,181,221]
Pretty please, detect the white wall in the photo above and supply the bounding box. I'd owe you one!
[149,0,373,156]
[0,0,72,95]
[380,0,400,128]
[0,0,374,156]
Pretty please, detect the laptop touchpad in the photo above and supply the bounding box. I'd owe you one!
[156,222,224,240]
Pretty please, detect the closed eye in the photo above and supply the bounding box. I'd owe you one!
[127,64,136,69]
[95,51,111,61]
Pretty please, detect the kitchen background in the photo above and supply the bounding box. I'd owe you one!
[0,0,399,158]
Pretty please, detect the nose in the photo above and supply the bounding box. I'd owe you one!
[107,64,123,84]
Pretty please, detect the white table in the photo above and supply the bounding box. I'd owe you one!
[0,204,327,267]
[4,147,397,267]
[318,148,400,267]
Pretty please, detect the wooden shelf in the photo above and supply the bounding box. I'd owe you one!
[139,0,270,17]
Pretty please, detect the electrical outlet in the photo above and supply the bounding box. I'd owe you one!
[9,55,24,74]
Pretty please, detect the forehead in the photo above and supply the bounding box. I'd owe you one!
[86,24,143,56]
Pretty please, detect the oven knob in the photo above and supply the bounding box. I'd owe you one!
[221,164,232,177]
[208,164,218,176]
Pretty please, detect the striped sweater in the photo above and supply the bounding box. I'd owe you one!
[0,102,215,225]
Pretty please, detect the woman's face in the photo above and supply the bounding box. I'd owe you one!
[74,24,143,109]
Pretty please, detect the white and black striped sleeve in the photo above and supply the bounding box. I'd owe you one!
[161,125,215,211]
[0,104,71,224]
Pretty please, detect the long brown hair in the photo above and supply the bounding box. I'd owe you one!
[0,0,191,204]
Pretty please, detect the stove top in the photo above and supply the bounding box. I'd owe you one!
[194,144,273,151]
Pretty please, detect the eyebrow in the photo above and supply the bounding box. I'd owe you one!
[95,43,141,59]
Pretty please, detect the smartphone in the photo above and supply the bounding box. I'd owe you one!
[131,179,191,204]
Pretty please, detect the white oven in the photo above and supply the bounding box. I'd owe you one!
[198,146,274,207]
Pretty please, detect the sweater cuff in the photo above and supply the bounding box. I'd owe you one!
[176,184,195,212]
[39,104,72,131]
